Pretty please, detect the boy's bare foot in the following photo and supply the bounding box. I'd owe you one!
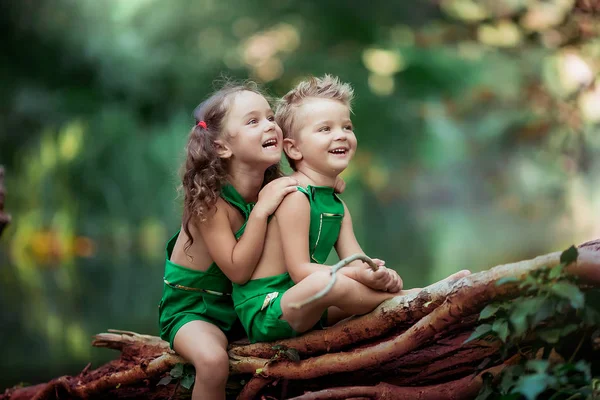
[445,269,471,282]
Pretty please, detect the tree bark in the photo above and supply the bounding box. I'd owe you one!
[3,243,600,400]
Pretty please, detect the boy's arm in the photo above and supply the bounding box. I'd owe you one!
[275,192,330,283]
[275,192,391,286]
[197,198,270,285]
[335,202,403,292]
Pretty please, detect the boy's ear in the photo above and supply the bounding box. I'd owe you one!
[283,138,302,162]
[214,140,232,159]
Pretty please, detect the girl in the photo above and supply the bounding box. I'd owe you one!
[158,81,298,400]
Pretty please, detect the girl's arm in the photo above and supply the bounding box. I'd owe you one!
[198,177,297,285]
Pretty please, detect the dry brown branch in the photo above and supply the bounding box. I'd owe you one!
[3,244,599,400]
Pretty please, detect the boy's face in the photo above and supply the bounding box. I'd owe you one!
[289,97,357,176]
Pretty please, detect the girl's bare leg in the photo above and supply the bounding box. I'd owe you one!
[173,320,229,400]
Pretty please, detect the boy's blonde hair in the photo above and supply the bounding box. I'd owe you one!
[275,74,354,169]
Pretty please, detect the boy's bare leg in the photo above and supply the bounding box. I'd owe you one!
[173,321,229,400]
[280,270,396,333]
[298,269,471,332]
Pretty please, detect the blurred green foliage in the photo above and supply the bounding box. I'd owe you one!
[1,0,600,390]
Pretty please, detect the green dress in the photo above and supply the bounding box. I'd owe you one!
[232,185,344,343]
[158,185,254,348]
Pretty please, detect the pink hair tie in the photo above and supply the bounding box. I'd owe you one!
[196,120,207,129]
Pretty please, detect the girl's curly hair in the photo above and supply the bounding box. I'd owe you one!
[181,81,282,251]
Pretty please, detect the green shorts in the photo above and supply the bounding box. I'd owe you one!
[158,262,237,349]
[233,273,327,343]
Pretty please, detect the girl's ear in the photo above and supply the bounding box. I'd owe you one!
[283,138,302,162]
[214,139,233,159]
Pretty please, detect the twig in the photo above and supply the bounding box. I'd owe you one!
[289,254,378,310]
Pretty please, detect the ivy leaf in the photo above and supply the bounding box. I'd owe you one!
[550,282,584,309]
[180,374,195,390]
[170,363,184,379]
[574,360,592,381]
[537,328,563,344]
[526,360,549,374]
[474,372,495,400]
[548,263,564,280]
[480,303,503,320]
[465,324,493,344]
[559,245,578,265]
[496,277,519,287]
[511,373,551,400]
[510,297,543,337]
[561,324,578,336]
[492,319,509,343]
[284,348,300,362]
[157,376,172,386]
[500,365,523,394]
[531,298,556,326]
[519,275,537,291]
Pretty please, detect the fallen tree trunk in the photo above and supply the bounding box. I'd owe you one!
[3,240,600,400]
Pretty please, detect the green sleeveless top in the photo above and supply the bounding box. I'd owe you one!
[297,185,345,263]
[163,184,255,295]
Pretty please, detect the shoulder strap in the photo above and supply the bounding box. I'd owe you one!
[220,184,254,220]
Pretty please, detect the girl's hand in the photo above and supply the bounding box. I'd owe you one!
[333,176,346,194]
[254,177,298,219]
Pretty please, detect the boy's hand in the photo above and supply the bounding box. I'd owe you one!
[383,268,403,293]
[254,177,298,219]
[333,176,346,194]
[356,259,390,291]
[356,259,403,293]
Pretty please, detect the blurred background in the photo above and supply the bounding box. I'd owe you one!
[1,0,600,391]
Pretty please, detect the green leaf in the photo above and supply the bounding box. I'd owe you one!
[284,348,300,362]
[548,263,564,280]
[465,324,493,344]
[496,277,519,287]
[500,365,523,394]
[170,363,184,379]
[511,373,551,400]
[574,360,591,381]
[255,368,263,374]
[180,374,195,390]
[510,297,543,337]
[157,376,172,386]
[531,298,556,326]
[559,245,578,265]
[550,282,584,309]
[480,303,503,320]
[537,328,563,344]
[561,324,578,336]
[474,372,495,400]
[519,275,538,291]
[526,360,549,374]
[492,319,509,343]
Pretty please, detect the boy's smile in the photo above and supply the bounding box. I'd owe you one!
[291,97,357,176]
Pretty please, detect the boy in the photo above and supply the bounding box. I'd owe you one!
[232,75,469,343]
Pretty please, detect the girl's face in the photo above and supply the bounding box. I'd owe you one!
[222,91,283,167]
